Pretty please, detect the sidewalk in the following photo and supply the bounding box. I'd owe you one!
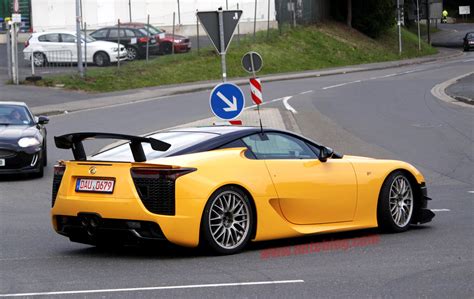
[445,73,474,104]
[1,47,463,115]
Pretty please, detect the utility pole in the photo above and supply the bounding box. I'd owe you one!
[416,0,421,51]
[426,0,431,45]
[397,0,402,55]
[75,0,84,77]
[128,0,132,22]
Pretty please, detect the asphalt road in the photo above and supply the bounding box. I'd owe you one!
[0,52,473,298]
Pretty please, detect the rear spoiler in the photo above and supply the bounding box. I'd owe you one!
[54,132,171,162]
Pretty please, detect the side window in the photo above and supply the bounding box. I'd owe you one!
[108,29,119,38]
[38,34,59,42]
[60,34,76,43]
[242,133,317,160]
[90,29,107,39]
[125,29,136,37]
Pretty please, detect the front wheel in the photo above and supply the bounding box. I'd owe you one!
[201,186,254,255]
[93,52,110,67]
[377,171,415,233]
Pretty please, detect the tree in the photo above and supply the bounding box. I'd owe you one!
[351,0,395,38]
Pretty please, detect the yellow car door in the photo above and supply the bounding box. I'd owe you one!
[243,132,357,225]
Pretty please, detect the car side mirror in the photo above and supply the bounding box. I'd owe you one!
[319,146,334,162]
[37,116,49,125]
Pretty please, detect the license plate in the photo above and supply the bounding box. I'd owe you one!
[75,178,115,193]
[151,39,156,44]
[0,159,4,167]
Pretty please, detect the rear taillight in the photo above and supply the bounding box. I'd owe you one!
[130,167,196,215]
[24,39,29,48]
[138,37,149,43]
[52,164,66,207]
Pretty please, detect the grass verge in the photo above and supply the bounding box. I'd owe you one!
[33,22,438,93]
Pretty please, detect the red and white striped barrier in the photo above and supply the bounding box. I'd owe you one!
[213,120,243,126]
[250,78,262,105]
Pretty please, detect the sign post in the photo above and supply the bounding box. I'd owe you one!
[197,8,242,82]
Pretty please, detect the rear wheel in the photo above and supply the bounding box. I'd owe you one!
[32,52,47,67]
[377,171,415,233]
[93,52,110,67]
[126,46,138,60]
[201,186,254,255]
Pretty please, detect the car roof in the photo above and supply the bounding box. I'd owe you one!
[32,31,76,36]
[165,126,260,135]
[0,101,28,107]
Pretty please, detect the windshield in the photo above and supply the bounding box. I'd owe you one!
[92,131,218,161]
[0,105,34,125]
[147,24,163,34]
[82,34,96,43]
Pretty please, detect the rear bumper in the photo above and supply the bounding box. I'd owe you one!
[174,43,191,53]
[55,214,167,246]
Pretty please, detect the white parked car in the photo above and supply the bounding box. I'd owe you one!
[23,31,128,67]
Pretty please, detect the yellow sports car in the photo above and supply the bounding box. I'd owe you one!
[52,127,434,254]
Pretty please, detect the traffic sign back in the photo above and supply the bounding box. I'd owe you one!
[210,83,245,120]
[197,10,242,54]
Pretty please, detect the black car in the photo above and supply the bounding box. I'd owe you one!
[0,102,49,177]
[463,32,474,52]
[89,26,160,60]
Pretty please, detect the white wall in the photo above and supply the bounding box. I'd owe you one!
[31,0,276,33]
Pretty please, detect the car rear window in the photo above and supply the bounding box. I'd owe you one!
[92,131,218,161]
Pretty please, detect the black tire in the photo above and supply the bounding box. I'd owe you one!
[42,143,47,167]
[126,46,139,60]
[200,186,254,255]
[377,171,415,233]
[160,42,173,55]
[32,52,47,67]
[93,52,110,67]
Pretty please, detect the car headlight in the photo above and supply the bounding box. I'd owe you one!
[18,137,41,148]
[175,39,182,43]
[112,48,118,52]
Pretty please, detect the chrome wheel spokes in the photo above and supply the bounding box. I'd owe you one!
[389,176,414,227]
[209,191,250,250]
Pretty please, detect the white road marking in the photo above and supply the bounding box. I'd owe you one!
[299,90,313,95]
[379,73,397,78]
[431,209,451,212]
[463,59,474,62]
[0,280,305,297]
[322,80,362,90]
[468,191,474,194]
[283,96,297,114]
[322,82,349,90]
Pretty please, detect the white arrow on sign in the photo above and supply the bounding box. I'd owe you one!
[217,91,238,112]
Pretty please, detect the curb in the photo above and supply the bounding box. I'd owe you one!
[31,49,464,116]
[430,72,473,108]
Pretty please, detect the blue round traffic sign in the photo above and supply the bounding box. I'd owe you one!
[209,83,245,120]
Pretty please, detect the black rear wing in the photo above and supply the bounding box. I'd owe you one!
[54,132,171,162]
